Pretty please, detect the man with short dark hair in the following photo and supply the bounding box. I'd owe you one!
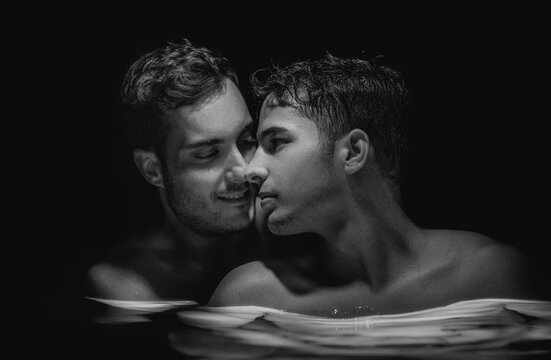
[209,54,541,316]
[86,39,260,303]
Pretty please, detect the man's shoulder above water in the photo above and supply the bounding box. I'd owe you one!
[208,229,543,316]
[86,225,262,302]
[85,228,176,301]
[418,229,541,300]
[208,260,289,308]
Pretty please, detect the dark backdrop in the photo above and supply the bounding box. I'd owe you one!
[29,7,548,356]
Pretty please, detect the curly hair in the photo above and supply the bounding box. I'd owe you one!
[250,53,409,182]
[120,38,238,160]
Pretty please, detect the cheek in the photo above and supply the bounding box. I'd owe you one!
[279,153,328,189]
[170,168,223,196]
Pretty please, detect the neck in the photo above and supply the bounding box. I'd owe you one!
[159,197,238,261]
[315,176,421,291]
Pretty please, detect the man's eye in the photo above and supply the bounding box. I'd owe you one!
[195,149,218,160]
[270,138,289,152]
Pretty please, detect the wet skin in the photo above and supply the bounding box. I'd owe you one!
[208,100,541,316]
[87,79,261,302]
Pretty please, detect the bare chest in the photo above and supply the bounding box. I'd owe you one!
[282,265,462,318]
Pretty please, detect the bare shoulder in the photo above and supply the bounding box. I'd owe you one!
[208,260,288,308]
[428,229,538,298]
[86,262,158,300]
[85,229,169,300]
[444,230,529,273]
[470,241,541,298]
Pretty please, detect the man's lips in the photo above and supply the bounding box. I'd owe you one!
[258,191,277,200]
[258,191,277,210]
[217,188,250,202]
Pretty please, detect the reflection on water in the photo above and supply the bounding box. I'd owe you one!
[87,298,551,359]
[87,297,197,324]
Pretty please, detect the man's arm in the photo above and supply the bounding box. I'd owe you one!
[208,261,286,307]
[86,263,159,300]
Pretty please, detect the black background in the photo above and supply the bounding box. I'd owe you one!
[19,5,549,357]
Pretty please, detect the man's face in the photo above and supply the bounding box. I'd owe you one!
[162,80,256,236]
[249,100,344,235]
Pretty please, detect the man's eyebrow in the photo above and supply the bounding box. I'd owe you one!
[182,138,224,149]
[182,122,254,149]
[259,127,288,140]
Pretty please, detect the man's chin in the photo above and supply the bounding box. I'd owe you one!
[221,215,254,232]
[267,213,301,236]
[199,221,251,237]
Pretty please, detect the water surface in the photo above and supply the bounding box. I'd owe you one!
[87,297,551,359]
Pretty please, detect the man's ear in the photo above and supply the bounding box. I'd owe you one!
[339,129,369,175]
[133,149,164,188]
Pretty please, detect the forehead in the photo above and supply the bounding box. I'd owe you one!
[258,100,318,136]
[166,80,252,144]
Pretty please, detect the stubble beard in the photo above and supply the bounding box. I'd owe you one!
[163,171,251,237]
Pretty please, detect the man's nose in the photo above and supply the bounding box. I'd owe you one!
[225,146,248,184]
[245,157,268,187]
[225,165,247,184]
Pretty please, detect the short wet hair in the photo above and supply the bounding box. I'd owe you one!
[120,38,238,160]
[250,53,409,182]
